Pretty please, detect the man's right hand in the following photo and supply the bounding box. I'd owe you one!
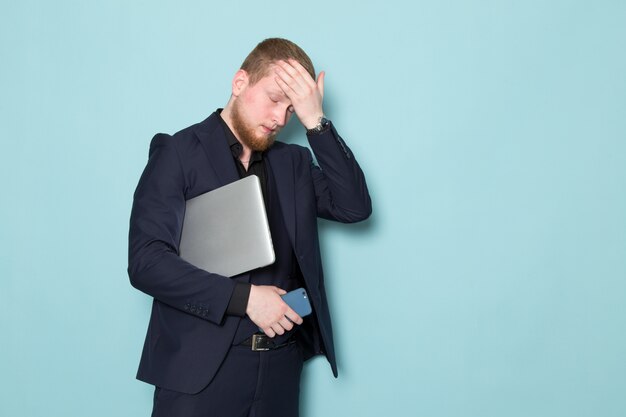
[246,285,303,337]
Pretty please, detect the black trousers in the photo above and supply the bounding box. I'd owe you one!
[151,342,304,417]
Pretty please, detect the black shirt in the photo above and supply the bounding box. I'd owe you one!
[220,118,259,316]
[219,115,303,344]
[218,114,307,343]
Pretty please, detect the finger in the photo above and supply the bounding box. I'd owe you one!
[284,307,303,325]
[316,71,325,100]
[275,287,287,296]
[286,59,317,87]
[278,316,294,331]
[271,322,285,336]
[275,62,306,91]
[263,327,276,338]
[274,75,294,98]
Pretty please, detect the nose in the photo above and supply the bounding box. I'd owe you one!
[273,107,291,128]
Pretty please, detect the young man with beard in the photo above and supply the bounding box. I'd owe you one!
[128,38,371,417]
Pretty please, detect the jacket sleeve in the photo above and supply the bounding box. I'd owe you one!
[127,133,235,324]
[307,123,372,223]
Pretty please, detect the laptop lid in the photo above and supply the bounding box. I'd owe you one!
[178,175,275,277]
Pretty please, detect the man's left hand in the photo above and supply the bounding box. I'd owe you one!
[274,59,325,130]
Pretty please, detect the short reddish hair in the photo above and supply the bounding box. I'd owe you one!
[240,38,316,85]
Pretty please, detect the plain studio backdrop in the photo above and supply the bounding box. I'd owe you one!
[1,1,625,416]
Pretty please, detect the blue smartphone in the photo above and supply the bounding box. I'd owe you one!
[257,288,312,333]
[282,287,312,317]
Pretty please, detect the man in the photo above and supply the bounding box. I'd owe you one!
[128,38,371,417]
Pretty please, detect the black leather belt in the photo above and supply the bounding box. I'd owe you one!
[240,334,296,352]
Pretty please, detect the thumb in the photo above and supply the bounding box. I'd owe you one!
[275,287,287,296]
[317,71,325,99]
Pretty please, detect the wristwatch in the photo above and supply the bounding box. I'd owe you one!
[306,117,331,135]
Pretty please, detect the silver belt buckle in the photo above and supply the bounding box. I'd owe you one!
[251,334,270,351]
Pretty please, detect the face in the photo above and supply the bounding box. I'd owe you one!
[230,69,294,152]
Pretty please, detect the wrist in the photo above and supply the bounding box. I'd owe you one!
[302,113,325,130]
[306,116,331,135]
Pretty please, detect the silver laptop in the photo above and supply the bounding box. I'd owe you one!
[178,175,275,277]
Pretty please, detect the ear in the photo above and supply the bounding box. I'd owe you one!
[231,69,249,97]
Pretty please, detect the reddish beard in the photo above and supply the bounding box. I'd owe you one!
[231,101,277,152]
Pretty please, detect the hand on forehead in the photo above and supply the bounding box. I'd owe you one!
[270,59,325,130]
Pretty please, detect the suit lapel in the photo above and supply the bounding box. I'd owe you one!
[194,114,240,187]
[194,114,250,283]
[266,145,297,251]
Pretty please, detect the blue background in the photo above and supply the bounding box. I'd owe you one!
[1,1,625,416]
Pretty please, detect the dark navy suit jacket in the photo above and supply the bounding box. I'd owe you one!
[128,112,371,394]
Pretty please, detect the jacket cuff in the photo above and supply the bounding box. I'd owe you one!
[307,122,352,160]
[226,282,251,317]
